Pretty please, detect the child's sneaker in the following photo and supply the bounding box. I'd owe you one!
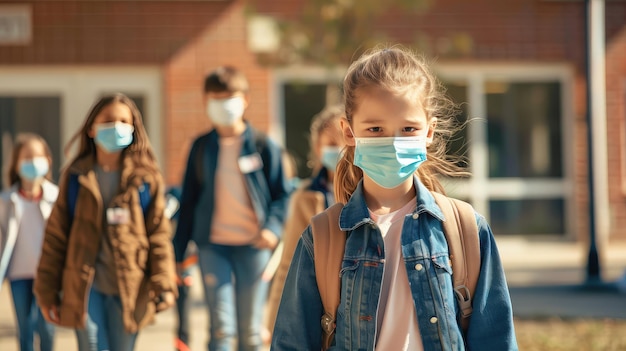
[175,337,190,351]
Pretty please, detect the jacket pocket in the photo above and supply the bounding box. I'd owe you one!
[431,255,453,275]
[59,266,93,328]
[340,260,359,277]
[431,254,457,312]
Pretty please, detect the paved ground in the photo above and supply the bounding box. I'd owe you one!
[1,237,626,350]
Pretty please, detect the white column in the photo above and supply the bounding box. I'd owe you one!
[589,0,610,242]
[468,73,489,219]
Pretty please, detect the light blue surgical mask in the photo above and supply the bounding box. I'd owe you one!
[19,157,49,181]
[94,122,134,152]
[353,136,427,189]
[320,146,342,172]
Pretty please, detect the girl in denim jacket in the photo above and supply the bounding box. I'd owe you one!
[271,46,518,351]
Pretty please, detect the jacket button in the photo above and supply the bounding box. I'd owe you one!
[430,317,438,324]
[414,264,423,271]
[412,213,419,219]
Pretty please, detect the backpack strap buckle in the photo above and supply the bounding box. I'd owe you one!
[321,312,336,350]
[454,285,473,318]
[321,312,336,333]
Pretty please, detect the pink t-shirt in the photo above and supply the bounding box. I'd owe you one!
[369,197,424,351]
[210,136,260,245]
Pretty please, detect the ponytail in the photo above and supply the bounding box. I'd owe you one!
[334,145,362,204]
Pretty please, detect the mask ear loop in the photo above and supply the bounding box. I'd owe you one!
[347,126,355,139]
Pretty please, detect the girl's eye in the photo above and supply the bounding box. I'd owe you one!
[402,127,419,133]
[367,127,382,133]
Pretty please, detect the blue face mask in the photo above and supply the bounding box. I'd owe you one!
[94,122,134,152]
[19,157,49,181]
[320,146,342,172]
[353,136,427,189]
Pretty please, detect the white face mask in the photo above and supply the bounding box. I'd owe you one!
[207,96,245,126]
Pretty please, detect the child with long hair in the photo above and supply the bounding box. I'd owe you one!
[0,133,57,351]
[271,46,517,350]
[34,93,177,351]
[264,104,346,343]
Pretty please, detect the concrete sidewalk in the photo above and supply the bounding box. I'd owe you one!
[500,237,626,320]
[1,237,626,350]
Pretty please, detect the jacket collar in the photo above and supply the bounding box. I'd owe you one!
[40,180,59,203]
[338,175,444,231]
[8,179,58,204]
[308,167,330,193]
[207,121,255,155]
[68,152,150,193]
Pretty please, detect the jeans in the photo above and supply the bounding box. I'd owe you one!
[75,288,137,351]
[198,244,271,351]
[10,279,55,351]
[176,281,191,347]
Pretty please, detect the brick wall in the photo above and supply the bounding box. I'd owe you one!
[0,0,272,188]
[0,1,231,63]
[163,0,271,186]
[606,25,626,240]
[1,0,624,239]
[250,0,626,240]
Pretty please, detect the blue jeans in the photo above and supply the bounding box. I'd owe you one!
[198,244,271,351]
[10,279,55,351]
[75,288,137,351]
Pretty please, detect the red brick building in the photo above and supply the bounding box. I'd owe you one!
[0,0,624,242]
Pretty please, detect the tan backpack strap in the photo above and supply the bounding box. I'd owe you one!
[432,192,480,332]
[311,203,345,351]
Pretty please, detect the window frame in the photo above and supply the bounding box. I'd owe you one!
[436,63,576,237]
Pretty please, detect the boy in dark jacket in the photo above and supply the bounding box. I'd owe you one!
[173,66,291,351]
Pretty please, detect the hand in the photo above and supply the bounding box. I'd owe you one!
[155,291,176,312]
[176,263,185,285]
[252,229,279,250]
[41,305,60,324]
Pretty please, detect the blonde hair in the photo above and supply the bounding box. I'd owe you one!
[7,133,53,186]
[335,45,468,203]
[65,93,159,172]
[308,104,345,170]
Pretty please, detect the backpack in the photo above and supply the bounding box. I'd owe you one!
[311,192,480,350]
[67,173,152,224]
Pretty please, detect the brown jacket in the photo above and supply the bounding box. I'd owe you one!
[34,154,177,333]
[265,182,326,334]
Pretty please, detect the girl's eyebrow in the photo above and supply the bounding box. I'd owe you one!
[359,117,386,124]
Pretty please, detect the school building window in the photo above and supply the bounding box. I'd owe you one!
[273,64,574,237]
[0,96,62,185]
[439,64,573,237]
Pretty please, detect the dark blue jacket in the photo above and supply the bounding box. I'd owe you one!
[173,123,291,261]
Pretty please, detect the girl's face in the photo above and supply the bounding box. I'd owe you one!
[342,87,435,143]
[315,121,345,159]
[88,101,136,154]
[88,101,134,137]
[17,139,50,181]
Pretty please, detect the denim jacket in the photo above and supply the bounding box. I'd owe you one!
[173,123,291,261]
[271,178,518,351]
